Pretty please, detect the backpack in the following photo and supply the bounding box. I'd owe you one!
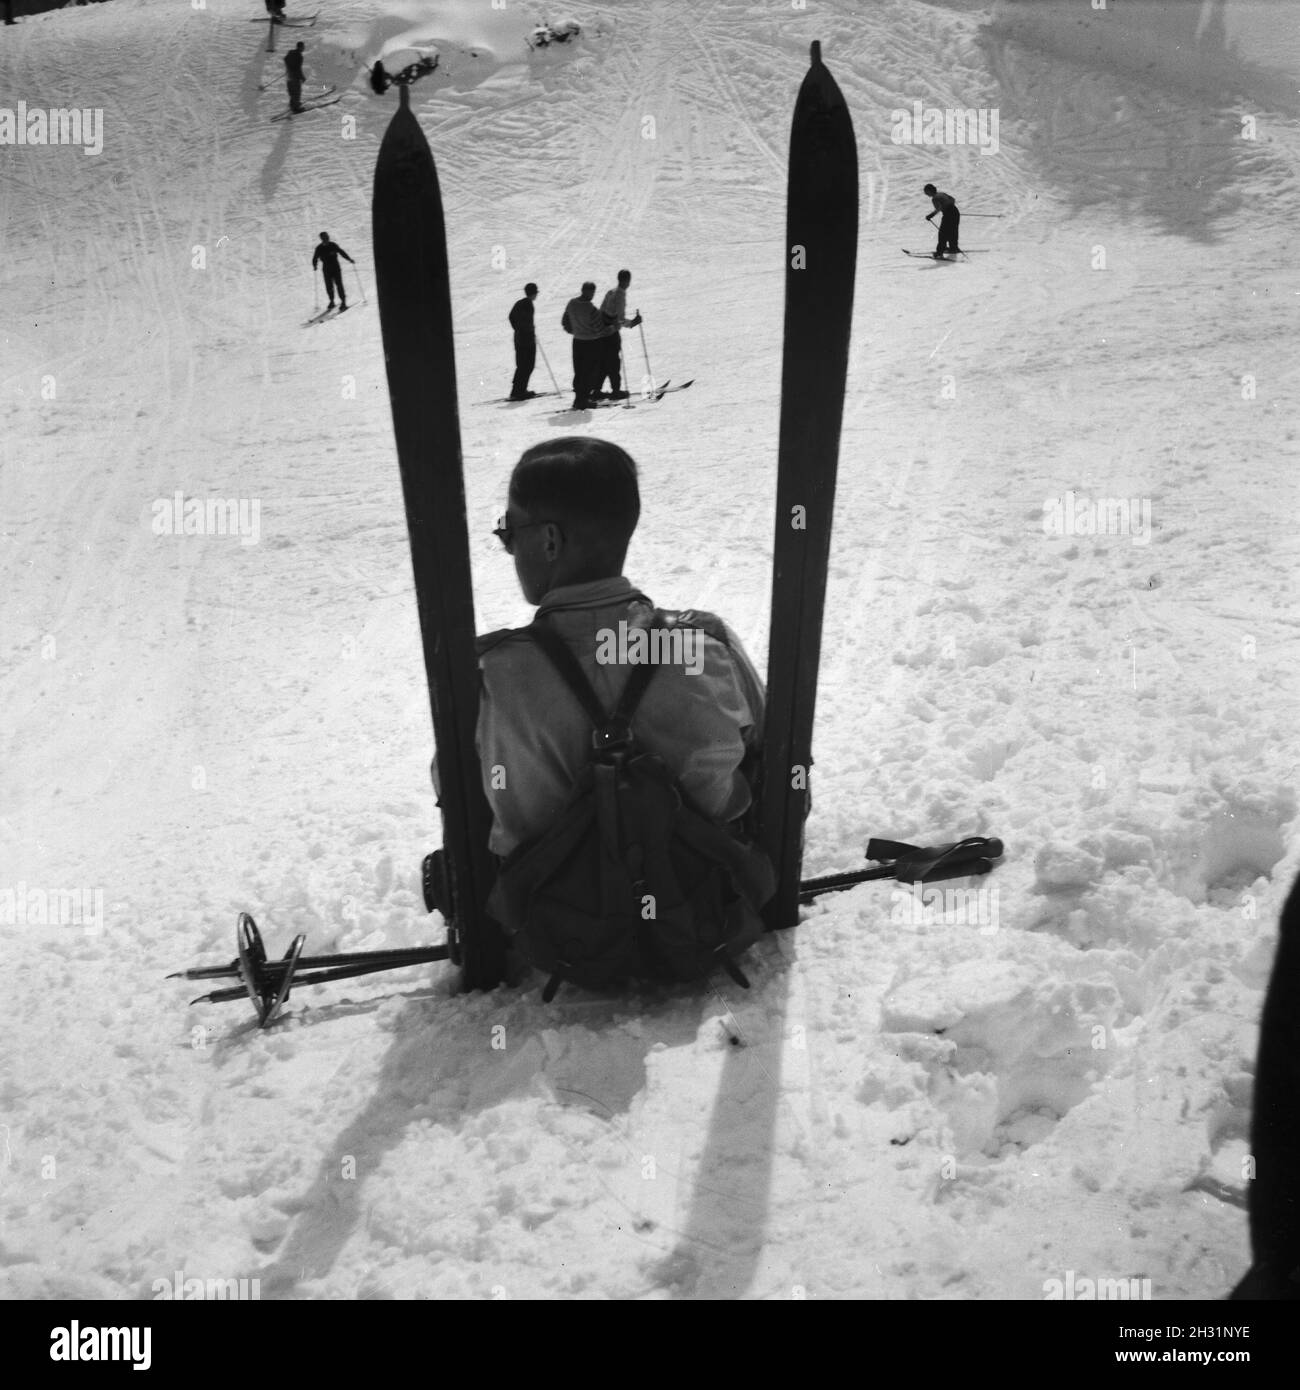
[486,613,775,1002]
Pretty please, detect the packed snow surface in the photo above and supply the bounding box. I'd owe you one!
[2,0,1298,1299]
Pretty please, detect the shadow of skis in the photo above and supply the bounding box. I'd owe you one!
[650,959,793,1299]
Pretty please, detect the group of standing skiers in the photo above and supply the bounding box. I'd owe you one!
[507,274,643,410]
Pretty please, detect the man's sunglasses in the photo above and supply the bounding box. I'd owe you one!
[493,516,560,553]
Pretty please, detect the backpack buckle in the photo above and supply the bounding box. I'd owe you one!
[592,718,633,752]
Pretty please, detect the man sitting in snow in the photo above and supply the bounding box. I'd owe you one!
[477,435,765,859]
[426,435,780,994]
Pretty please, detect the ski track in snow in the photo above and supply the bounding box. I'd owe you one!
[2,0,1297,1299]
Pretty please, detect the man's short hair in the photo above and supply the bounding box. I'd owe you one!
[510,437,640,554]
[923,183,936,194]
[617,269,631,283]
[524,282,538,295]
[581,280,596,293]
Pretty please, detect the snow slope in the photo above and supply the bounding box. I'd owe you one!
[2,0,1298,1298]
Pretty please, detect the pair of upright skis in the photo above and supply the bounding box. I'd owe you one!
[175,44,1000,1025]
[371,46,856,987]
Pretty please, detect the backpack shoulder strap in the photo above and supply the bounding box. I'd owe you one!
[528,616,660,749]
[527,621,607,728]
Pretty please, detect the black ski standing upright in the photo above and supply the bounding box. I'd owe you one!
[372,87,505,989]
[758,42,858,930]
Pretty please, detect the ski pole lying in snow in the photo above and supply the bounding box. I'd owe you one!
[170,913,450,1028]
[797,836,1003,902]
[171,836,1003,1027]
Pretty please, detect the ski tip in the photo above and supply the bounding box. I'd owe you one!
[810,40,822,65]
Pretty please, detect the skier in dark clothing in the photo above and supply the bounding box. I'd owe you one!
[560,282,611,412]
[312,233,354,311]
[508,283,539,400]
[596,270,642,400]
[923,183,960,258]
[285,41,306,114]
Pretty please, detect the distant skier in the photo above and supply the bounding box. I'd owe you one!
[508,283,539,401]
[595,269,642,401]
[264,0,285,21]
[284,41,307,114]
[923,183,960,259]
[312,232,354,311]
[560,281,612,412]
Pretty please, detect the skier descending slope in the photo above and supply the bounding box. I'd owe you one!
[312,232,354,311]
[923,182,961,258]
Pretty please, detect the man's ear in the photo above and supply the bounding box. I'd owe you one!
[543,523,563,559]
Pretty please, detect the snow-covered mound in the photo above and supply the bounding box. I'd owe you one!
[1,0,1296,1300]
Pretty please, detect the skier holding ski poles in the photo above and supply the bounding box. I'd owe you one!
[508,283,539,400]
[312,232,354,311]
[923,183,960,259]
[595,269,642,400]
